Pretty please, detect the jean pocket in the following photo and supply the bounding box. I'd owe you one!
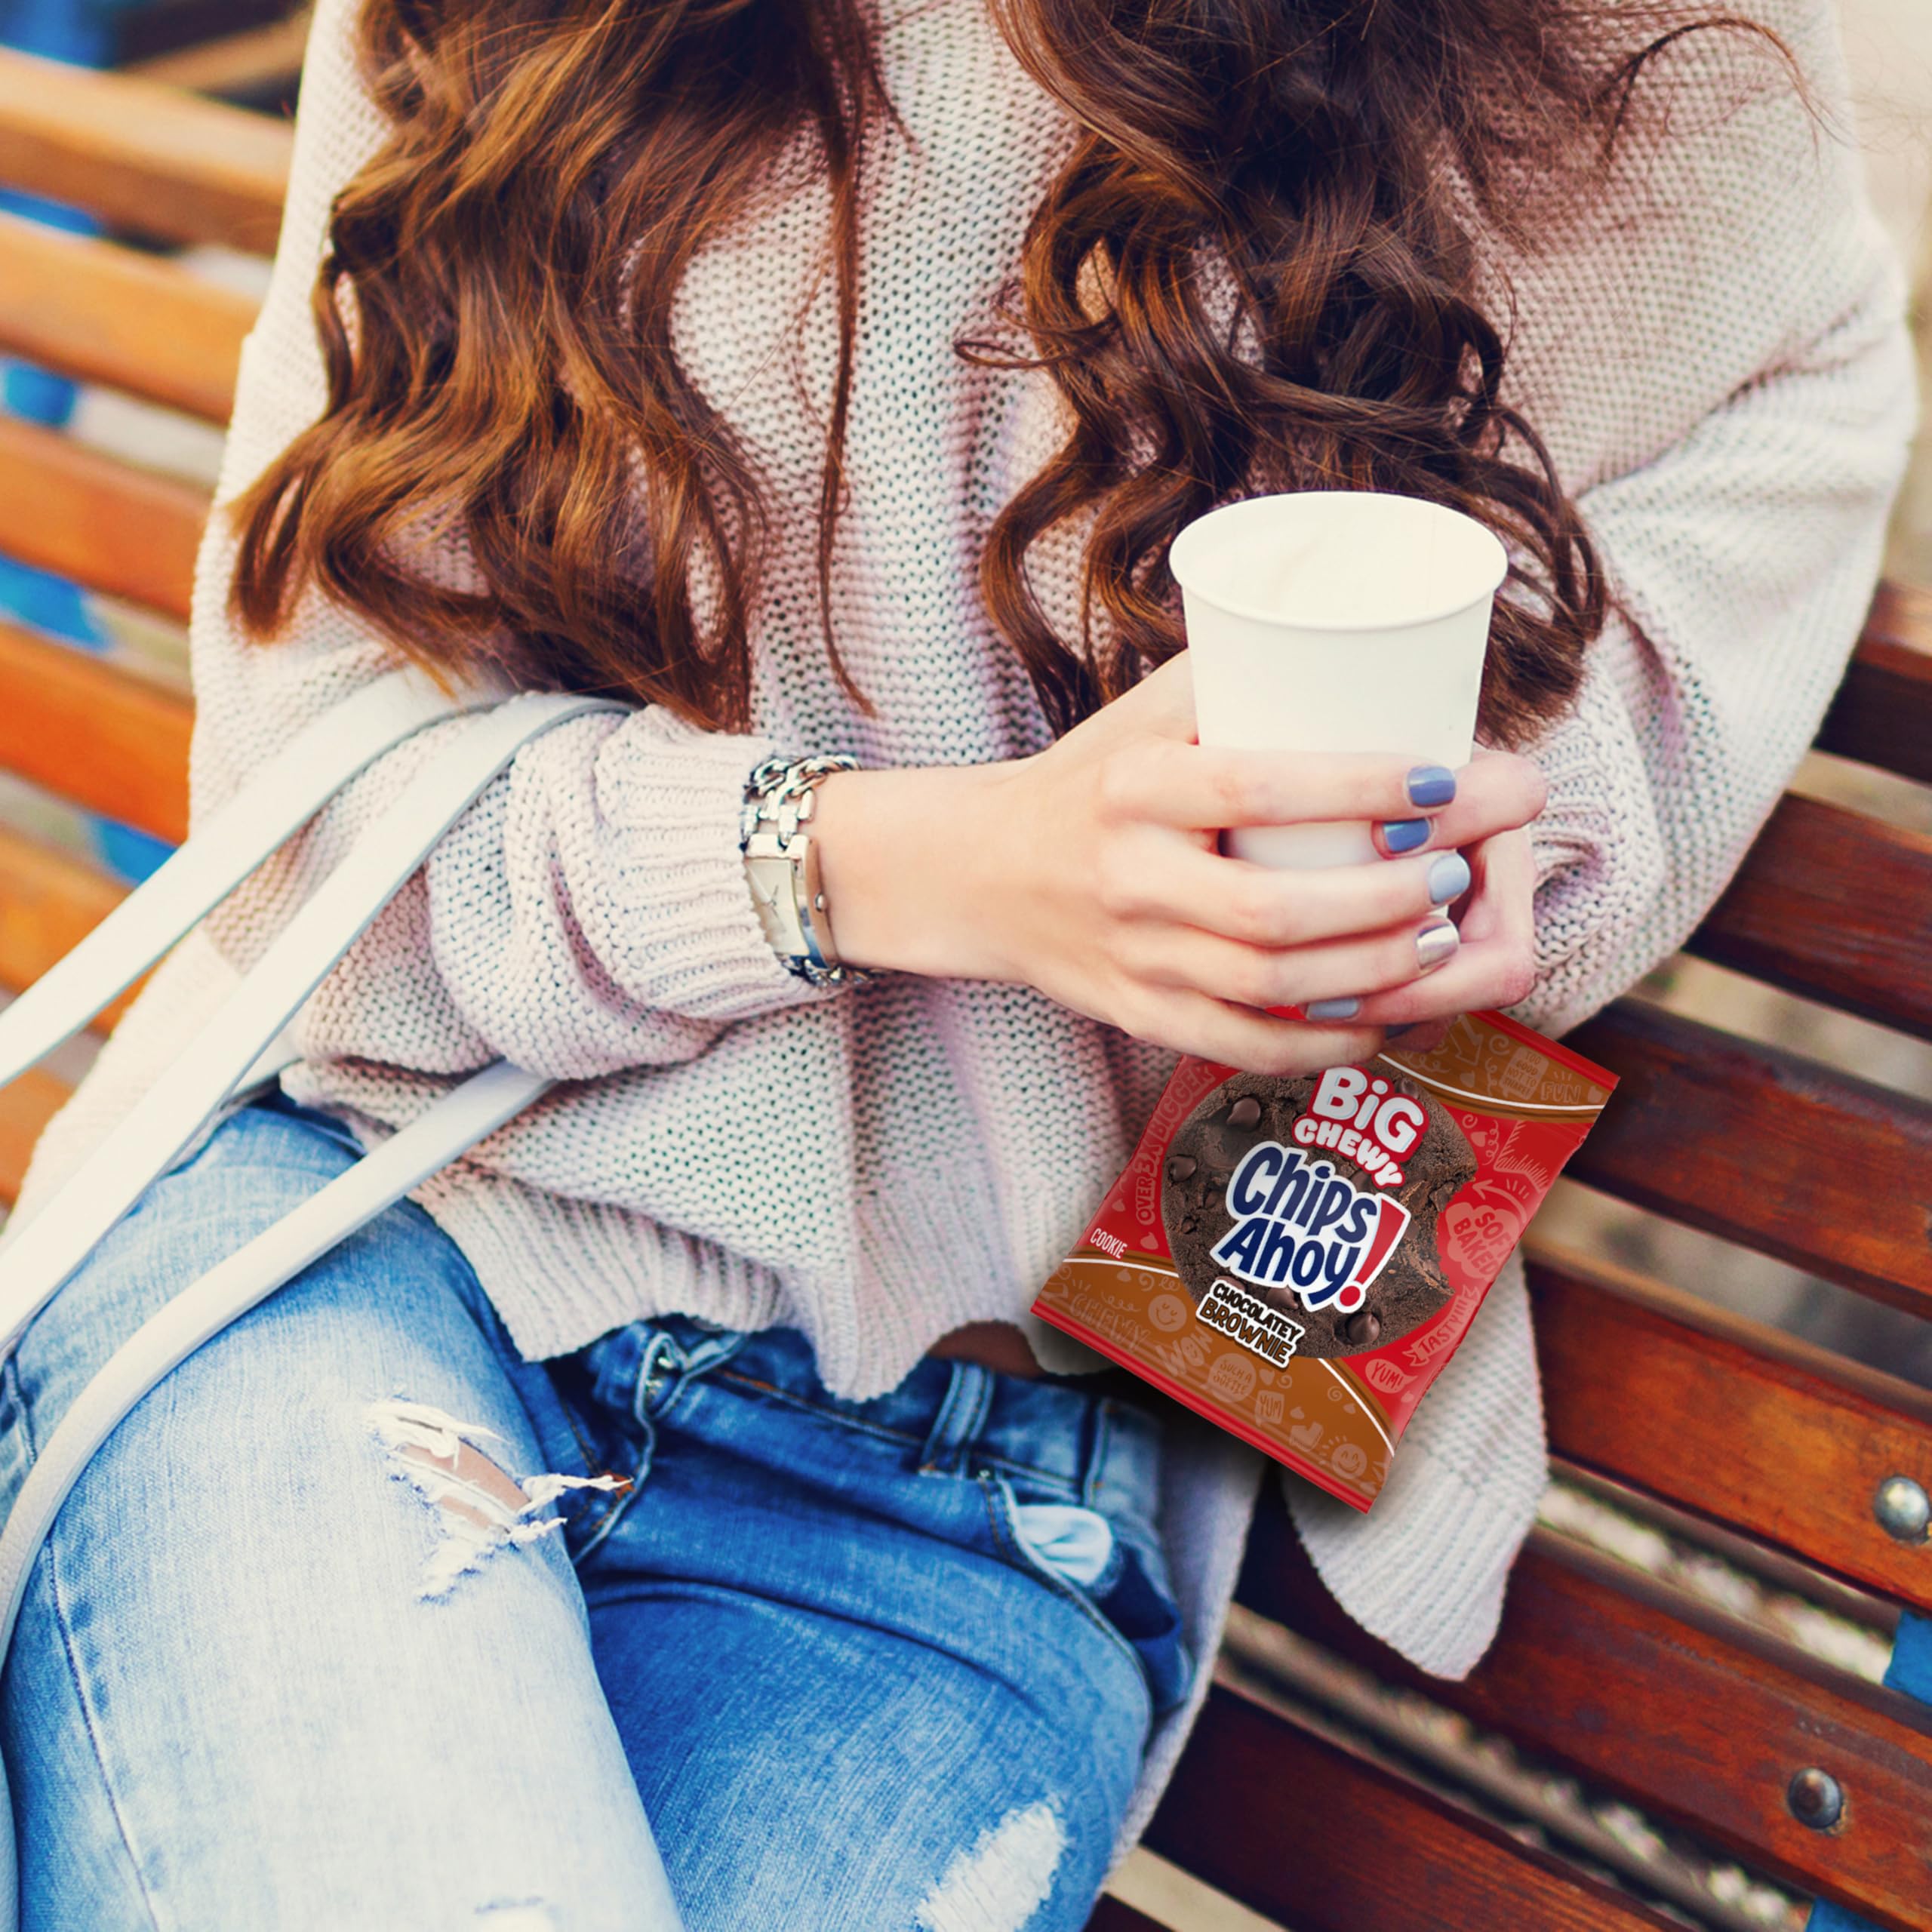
[995,1476,1193,1714]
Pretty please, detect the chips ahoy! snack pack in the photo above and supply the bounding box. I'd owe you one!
[1032,1011,1616,1511]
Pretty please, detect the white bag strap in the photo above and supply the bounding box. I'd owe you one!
[0,690,622,1358]
[0,685,632,1932]
[0,1058,552,1678]
[0,1058,552,1928]
[0,668,495,1088]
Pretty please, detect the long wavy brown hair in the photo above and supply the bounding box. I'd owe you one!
[230,0,1770,746]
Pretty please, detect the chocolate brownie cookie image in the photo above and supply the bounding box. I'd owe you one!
[1160,1069,1477,1359]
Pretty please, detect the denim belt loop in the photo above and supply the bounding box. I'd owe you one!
[632,1328,685,1426]
[917,1361,995,1475]
[631,1321,749,1427]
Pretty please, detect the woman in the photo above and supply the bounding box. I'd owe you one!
[0,0,1911,1921]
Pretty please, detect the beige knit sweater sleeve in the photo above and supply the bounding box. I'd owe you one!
[187,0,825,1086]
[1290,0,1915,1681]
[1503,0,1916,1036]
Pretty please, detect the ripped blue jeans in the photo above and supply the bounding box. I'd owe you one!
[0,1099,1188,1932]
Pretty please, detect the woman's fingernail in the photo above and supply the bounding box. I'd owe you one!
[1416,919,1460,972]
[1407,764,1457,809]
[1304,997,1361,1021]
[1380,817,1430,854]
[1385,1024,1417,1040]
[1426,852,1471,904]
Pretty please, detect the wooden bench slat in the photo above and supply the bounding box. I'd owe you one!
[1564,998,1932,1314]
[0,824,130,1008]
[0,1069,69,1208]
[0,622,192,841]
[1530,1245,1932,1614]
[1143,1684,1681,1932]
[1821,586,1932,786]
[1082,1900,1171,1932]
[1687,794,1932,1042]
[1239,1518,1932,1931]
[0,415,208,620]
[128,12,315,96]
[0,46,290,251]
[0,212,254,423]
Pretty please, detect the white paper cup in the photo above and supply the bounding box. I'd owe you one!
[1169,492,1507,869]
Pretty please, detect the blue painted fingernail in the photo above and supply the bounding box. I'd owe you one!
[1407,764,1457,808]
[1305,997,1361,1021]
[1426,852,1471,903]
[1380,817,1429,854]
[1386,1024,1418,1040]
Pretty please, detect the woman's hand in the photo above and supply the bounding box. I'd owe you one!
[810,654,1546,1075]
[1351,821,1540,1055]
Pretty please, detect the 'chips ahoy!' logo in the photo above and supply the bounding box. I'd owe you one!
[1206,1068,1427,1314]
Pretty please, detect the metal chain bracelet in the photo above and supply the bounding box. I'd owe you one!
[740,753,869,988]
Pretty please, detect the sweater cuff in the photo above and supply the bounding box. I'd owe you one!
[1514,636,1666,1036]
[586,709,833,1023]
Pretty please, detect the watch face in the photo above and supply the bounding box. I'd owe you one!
[744,852,805,955]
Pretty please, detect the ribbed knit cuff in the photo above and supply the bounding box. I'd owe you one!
[1515,637,1666,1036]
[588,709,837,1023]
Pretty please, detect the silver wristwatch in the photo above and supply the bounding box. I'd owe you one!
[740,754,869,989]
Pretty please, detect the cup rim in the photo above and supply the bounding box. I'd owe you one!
[1168,490,1510,634]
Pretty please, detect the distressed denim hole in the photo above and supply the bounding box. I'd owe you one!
[915,1801,1066,1932]
[367,1398,626,1600]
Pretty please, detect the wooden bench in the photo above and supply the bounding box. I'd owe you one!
[3,47,1930,1932]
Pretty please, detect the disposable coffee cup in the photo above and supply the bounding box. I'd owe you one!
[1169,492,1508,869]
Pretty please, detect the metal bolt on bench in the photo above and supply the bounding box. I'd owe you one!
[1874,1475,1931,1546]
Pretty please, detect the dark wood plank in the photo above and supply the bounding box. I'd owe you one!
[1239,1515,1932,1932]
[1686,794,1932,1042]
[1144,1684,1681,1932]
[0,414,208,620]
[1564,998,1932,1314]
[1082,1900,1172,1932]
[1822,586,1932,785]
[0,623,192,841]
[107,0,294,69]
[0,212,254,423]
[0,48,290,251]
[0,1069,69,1208]
[128,12,314,97]
[1529,1244,1932,1615]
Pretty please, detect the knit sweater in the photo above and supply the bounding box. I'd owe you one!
[19,0,1912,1865]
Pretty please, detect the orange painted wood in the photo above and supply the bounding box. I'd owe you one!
[0,622,191,841]
[0,414,208,620]
[1823,586,1932,785]
[1145,1685,1681,1932]
[1564,999,1932,1313]
[0,47,290,251]
[1687,794,1932,1042]
[0,1069,68,1208]
[0,212,255,423]
[0,824,131,1012]
[1239,1515,1932,1932]
[1529,1245,1932,1614]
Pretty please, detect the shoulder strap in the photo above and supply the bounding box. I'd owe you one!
[0,1057,554,1932]
[0,668,494,1090]
[0,685,635,1932]
[0,691,622,1357]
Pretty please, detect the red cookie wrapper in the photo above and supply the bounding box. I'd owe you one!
[1031,1011,1617,1512]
